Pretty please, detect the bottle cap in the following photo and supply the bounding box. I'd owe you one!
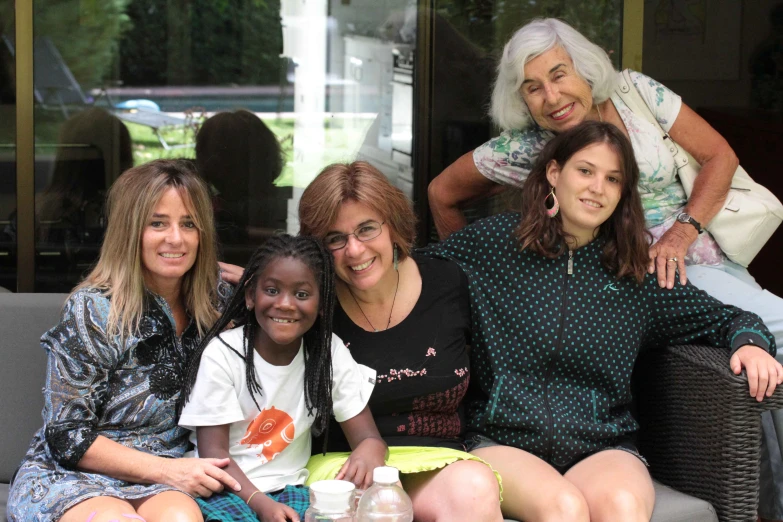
[372,466,400,484]
[310,480,355,513]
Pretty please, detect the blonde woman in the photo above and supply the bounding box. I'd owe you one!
[8,160,241,522]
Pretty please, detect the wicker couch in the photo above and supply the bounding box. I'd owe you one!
[0,293,779,521]
[635,344,783,522]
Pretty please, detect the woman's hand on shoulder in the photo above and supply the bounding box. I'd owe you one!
[336,437,387,489]
[730,345,783,402]
[158,456,241,498]
[648,223,697,288]
[218,262,245,285]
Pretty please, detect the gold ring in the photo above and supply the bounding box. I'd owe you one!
[667,257,678,263]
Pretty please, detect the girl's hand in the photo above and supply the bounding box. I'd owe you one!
[730,345,783,402]
[253,495,301,522]
[336,437,387,489]
[218,262,245,285]
[647,224,696,289]
[158,457,241,498]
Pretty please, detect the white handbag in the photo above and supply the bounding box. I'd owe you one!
[615,69,783,267]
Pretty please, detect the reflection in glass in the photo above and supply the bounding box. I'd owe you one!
[35,108,131,292]
[24,0,418,289]
[195,110,291,265]
[285,0,416,233]
[642,0,783,296]
[0,4,15,291]
[750,3,783,113]
[426,0,623,240]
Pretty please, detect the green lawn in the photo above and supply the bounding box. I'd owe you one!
[126,115,374,188]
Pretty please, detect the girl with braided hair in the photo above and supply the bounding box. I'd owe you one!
[180,234,385,522]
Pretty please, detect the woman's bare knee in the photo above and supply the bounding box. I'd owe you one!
[133,491,202,522]
[404,460,502,522]
[590,488,650,522]
[471,445,587,522]
[59,497,139,522]
[566,450,654,522]
[440,461,502,520]
[539,488,590,522]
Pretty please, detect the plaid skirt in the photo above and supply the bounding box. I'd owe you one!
[196,484,310,521]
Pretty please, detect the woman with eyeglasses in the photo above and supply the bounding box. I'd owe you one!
[297,161,504,522]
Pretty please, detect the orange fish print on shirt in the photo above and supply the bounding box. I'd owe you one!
[239,406,296,463]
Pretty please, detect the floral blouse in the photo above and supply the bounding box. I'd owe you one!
[472,70,725,267]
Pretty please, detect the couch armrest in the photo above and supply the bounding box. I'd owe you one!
[635,344,783,522]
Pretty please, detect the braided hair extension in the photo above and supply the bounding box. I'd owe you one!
[179,234,336,450]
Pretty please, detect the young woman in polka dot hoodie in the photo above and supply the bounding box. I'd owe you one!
[425,121,782,522]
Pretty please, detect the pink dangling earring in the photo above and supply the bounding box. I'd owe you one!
[544,187,559,218]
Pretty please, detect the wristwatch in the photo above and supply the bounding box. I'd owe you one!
[676,212,703,234]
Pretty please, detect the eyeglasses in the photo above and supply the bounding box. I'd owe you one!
[323,221,385,251]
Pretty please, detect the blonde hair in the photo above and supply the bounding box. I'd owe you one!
[298,161,417,259]
[75,159,220,341]
[491,18,617,131]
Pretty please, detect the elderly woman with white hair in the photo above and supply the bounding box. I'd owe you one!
[428,17,783,521]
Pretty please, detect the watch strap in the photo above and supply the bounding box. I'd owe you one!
[678,212,703,233]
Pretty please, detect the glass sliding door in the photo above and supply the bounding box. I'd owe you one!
[417,0,623,241]
[8,0,636,290]
[641,0,783,295]
[19,0,416,290]
[0,2,16,291]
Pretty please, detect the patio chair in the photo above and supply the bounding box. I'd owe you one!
[2,35,190,150]
[634,344,783,522]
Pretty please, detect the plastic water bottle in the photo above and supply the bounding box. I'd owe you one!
[304,480,356,522]
[355,467,414,522]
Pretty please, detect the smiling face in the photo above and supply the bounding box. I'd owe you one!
[546,141,623,246]
[246,256,320,360]
[141,187,200,293]
[326,199,395,292]
[521,46,595,133]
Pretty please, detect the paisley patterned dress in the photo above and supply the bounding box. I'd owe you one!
[7,288,206,521]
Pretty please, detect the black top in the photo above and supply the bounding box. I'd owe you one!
[425,212,775,468]
[321,254,472,452]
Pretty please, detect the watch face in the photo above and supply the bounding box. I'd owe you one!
[678,213,690,223]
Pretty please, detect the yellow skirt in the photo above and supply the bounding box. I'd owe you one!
[305,445,502,499]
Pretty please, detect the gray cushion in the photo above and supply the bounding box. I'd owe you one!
[0,294,67,484]
[0,482,7,520]
[501,481,716,522]
[651,481,717,522]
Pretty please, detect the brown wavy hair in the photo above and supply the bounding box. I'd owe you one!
[515,121,650,283]
[298,161,417,260]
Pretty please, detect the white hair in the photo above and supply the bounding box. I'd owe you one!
[490,18,618,131]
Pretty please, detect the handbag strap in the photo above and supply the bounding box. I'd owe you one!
[615,69,693,171]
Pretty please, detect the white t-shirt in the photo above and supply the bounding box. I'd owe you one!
[179,327,376,493]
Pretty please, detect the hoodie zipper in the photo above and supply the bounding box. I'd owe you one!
[543,250,573,462]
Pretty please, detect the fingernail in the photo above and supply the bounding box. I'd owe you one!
[234,484,241,491]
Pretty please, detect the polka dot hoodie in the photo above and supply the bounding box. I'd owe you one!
[423,212,775,468]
